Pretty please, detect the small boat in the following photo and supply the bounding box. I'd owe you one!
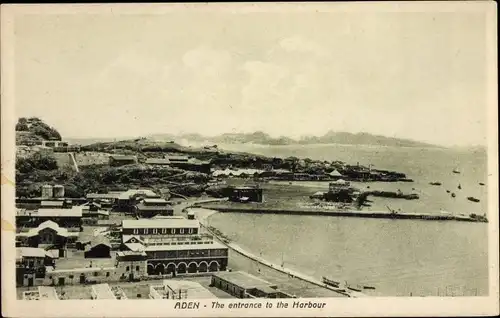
[429,182,442,186]
[322,277,341,288]
[479,182,485,186]
[446,190,450,193]
[453,169,460,174]
[467,196,480,203]
[347,284,363,292]
[451,193,456,198]
[363,285,376,290]
[458,184,462,190]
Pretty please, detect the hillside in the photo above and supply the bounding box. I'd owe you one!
[15,117,62,144]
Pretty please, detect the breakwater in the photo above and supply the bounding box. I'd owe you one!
[194,204,487,223]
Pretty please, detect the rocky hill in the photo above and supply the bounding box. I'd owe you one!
[15,117,62,144]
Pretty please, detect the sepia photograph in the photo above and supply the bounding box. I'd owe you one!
[1,2,498,317]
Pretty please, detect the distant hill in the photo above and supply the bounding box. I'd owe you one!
[148,130,440,148]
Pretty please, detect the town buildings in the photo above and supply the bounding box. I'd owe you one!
[16,220,79,252]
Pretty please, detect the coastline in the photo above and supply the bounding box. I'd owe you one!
[190,208,361,298]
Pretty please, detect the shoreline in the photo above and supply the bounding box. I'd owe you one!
[190,208,361,298]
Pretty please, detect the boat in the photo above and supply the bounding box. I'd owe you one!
[458,184,462,190]
[429,182,442,186]
[363,285,376,290]
[347,284,363,292]
[453,169,460,174]
[451,193,456,198]
[322,277,341,288]
[479,182,485,186]
[446,190,450,193]
[467,197,480,203]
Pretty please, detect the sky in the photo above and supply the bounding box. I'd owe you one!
[13,5,492,147]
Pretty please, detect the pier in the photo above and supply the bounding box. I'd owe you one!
[194,204,487,223]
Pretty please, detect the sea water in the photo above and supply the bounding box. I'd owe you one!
[208,143,490,296]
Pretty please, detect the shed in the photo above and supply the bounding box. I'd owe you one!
[84,236,111,258]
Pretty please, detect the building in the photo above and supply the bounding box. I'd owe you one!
[84,236,112,258]
[211,271,293,299]
[115,251,148,281]
[127,239,229,276]
[108,155,138,167]
[16,247,57,280]
[134,198,174,218]
[145,158,171,166]
[149,280,217,299]
[122,218,200,238]
[81,202,110,219]
[226,186,264,203]
[166,155,212,174]
[329,179,351,191]
[115,189,161,212]
[328,169,344,180]
[16,220,79,251]
[16,206,83,229]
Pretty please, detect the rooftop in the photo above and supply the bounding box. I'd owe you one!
[18,220,77,238]
[92,284,116,299]
[122,218,200,229]
[125,240,227,252]
[142,198,169,204]
[40,201,65,208]
[19,206,83,218]
[17,247,53,258]
[212,271,277,291]
[135,204,174,211]
[145,158,171,165]
[163,280,217,299]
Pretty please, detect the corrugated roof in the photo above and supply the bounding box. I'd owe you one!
[122,218,199,229]
[145,158,171,165]
[144,241,226,251]
[34,206,83,217]
[17,247,51,258]
[142,198,169,204]
[135,203,173,211]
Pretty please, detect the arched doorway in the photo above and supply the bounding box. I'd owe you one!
[198,261,208,273]
[177,262,187,274]
[208,261,219,272]
[166,263,176,275]
[187,262,197,274]
[155,263,165,275]
[147,264,155,275]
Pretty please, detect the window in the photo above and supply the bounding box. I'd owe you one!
[136,266,139,271]
[144,229,148,235]
[179,228,184,234]
[106,272,110,277]
[188,228,193,234]
[69,275,74,279]
[94,272,98,277]
[171,229,176,235]
[126,266,130,271]
[133,229,139,235]
[161,228,168,234]
[152,229,158,234]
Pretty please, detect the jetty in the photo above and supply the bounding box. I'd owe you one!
[193,204,488,223]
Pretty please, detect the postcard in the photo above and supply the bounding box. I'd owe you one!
[1,2,498,317]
